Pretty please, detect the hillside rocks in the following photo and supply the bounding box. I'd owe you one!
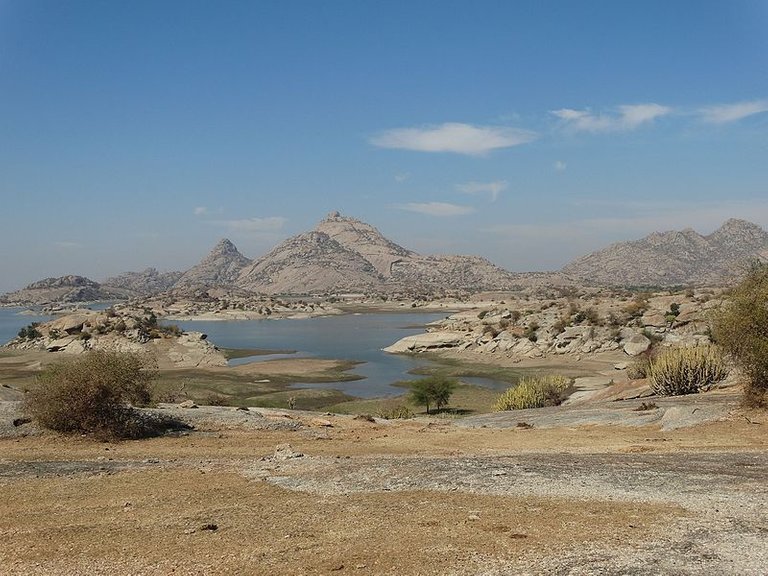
[562,218,768,287]
[0,275,124,306]
[103,268,183,297]
[5,309,226,368]
[176,239,252,288]
[384,289,718,361]
[237,212,521,294]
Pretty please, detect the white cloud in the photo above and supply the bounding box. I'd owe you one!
[394,172,410,183]
[212,216,287,232]
[194,206,209,216]
[551,103,671,132]
[371,122,537,155]
[397,202,475,217]
[456,180,507,202]
[698,100,768,124]
[554,160,567,172]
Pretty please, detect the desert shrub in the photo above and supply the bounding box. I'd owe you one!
[627,354,653,379]
[647,346,729,396]
[377,404,414,419]
[23,350,159,439]
[205,393,230,406]
[17,323,42,340]
[523,321,540,342]
[712,262,768,407]
[494,375,571,411]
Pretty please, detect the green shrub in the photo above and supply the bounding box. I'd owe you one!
[712,262,768,407]
[647,346,728,396]
[494,375,571,411]
[23,350,159,439]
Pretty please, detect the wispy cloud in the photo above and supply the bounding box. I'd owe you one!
[397,202,475,217]
[554,160,567,172]
[212,216,287,232]
[394,172,410,183]
[371,122,537,155]
[698,100,768,124]
[53,241,81,249]
[456,180,507,202]
[551,103,672,132]
[194,206,209,216]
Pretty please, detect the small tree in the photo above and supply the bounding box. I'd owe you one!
[408,375,457,414]
[712,262,768,407]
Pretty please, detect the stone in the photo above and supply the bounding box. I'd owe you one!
[623,334,651,356]
[311,418,333,427]
[383,332,464,353]
[179,400,198,409]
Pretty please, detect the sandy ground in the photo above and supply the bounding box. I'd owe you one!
[1,396,767,575]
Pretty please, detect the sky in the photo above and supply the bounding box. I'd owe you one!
[1,0,767,292]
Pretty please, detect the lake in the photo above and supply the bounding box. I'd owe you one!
[172,312,465,398]
[0,307,512,398]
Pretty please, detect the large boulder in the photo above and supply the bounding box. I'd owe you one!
[623,333,651,356]
[383,332,464,353]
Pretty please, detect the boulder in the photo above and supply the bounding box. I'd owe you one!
[623,334,651,356]
[383,332,464,353]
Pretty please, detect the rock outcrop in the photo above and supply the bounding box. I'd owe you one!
[103,268,183,297]
[562,219,768,287]
[0,276,123,306]
[5,308,227,368]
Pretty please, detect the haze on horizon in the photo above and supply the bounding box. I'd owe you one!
[1,1,767,293]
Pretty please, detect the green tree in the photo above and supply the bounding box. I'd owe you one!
[712,262,768,407]
[408,375,457,414]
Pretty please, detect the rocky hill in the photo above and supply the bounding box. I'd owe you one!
[562,219,768,286]
[0,275,123,306]
[103,268,183,297]
[175,239,252,289]
[236,212,520,294]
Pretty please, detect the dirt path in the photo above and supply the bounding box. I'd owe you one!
[1,401,767,575]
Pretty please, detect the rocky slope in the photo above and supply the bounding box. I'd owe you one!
[237,212,520,294]
[0,275,123,306]
[175,239,252,289]
[563,218,768,286]
[103,268,183,297]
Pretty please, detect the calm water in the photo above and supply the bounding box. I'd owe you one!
[173,312,454,397]
[0,307,511,398]
[0,307,55,345]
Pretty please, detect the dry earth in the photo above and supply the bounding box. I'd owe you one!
[1,395,767,575]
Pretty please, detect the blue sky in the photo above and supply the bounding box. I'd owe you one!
[1,0,767,292]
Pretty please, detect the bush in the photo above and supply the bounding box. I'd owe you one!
[647,346,728,396]
[408,375,457,414]
[712,262,768,407]
[494,375,571,411]
[377,404,414,419]
[23,350,159,439]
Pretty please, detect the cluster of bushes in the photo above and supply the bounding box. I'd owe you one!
[17,323,41,340]
[493,375,571,411]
